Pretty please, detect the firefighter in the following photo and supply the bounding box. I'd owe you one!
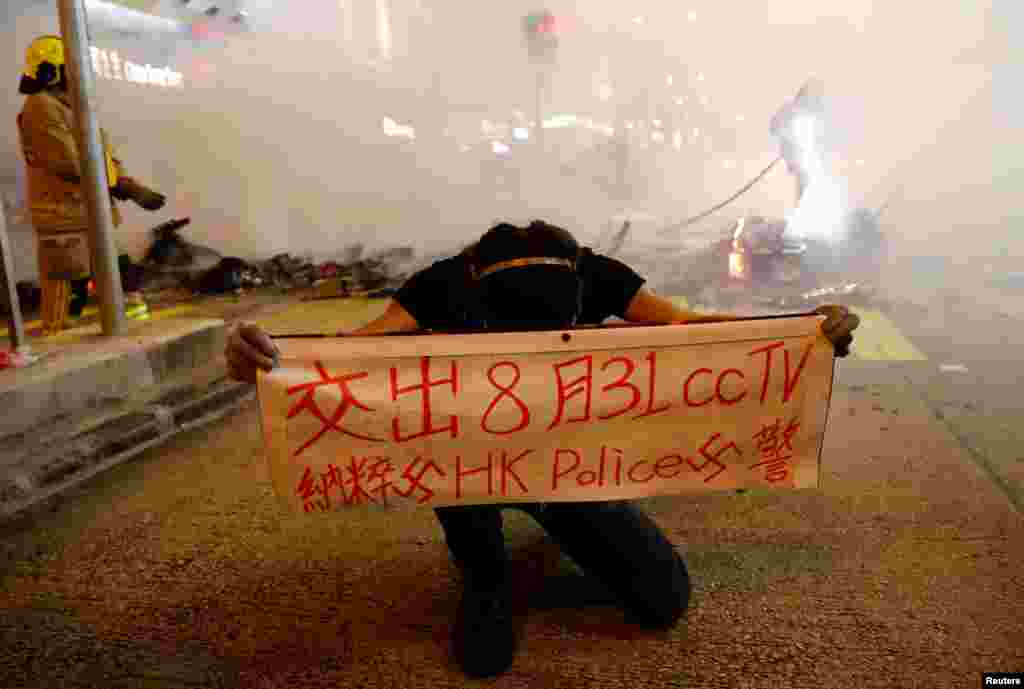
[17,35,165,334]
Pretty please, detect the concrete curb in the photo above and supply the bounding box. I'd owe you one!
[0,378,255,521]
[0,320,227,441]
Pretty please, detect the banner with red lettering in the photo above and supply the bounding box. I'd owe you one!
[257,317,835,513]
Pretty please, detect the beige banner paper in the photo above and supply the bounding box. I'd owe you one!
[258,317,835,513]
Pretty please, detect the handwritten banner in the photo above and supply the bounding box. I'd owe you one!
[257,317,835,513]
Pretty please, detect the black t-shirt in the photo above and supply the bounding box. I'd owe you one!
[395,249,646,331]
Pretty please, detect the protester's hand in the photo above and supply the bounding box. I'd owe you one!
[226,323,279,384]
[815,304,859,358]
[110,183,132,201]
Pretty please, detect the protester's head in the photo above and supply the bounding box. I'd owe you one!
[19,35,66,95]
[473,220,583,330]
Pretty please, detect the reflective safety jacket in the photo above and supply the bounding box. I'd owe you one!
[17,89,123,235]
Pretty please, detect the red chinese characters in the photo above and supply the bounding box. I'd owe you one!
[393,456,448,503]
[390,357,460,443]
[296,465,334,512]
[287,362,383,457]
[548,355,594,429]
[295,454,447,509]
[749,417,801,483]
[342,455,391,504]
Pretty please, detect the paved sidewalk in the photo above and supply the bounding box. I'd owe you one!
[0,359,1019,688]
[0,315,241,518]
[0,290,390,520]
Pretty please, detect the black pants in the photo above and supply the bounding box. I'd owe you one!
[434,500,688,627]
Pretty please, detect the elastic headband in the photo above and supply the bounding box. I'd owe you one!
[477,256,575,279]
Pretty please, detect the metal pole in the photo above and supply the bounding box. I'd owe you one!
[56,0,125,336]
[535,66,547,156]
[0,207,27,351]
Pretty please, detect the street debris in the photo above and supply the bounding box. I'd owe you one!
[196,257,250,295]
[259,253,318,291]
[5,205,893,325]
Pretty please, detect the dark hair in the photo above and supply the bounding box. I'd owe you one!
[475,220,579,271]
[468,221,584,329]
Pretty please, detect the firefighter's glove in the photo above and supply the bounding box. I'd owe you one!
[110,183,132,201]
[815,304,859,358]
[114,177,166,211]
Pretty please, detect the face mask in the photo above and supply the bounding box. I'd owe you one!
[477,266,582,331]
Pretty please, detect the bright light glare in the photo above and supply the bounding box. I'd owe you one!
[736,114,745,122]
[512,127,530,141]
[633,16,645,24]
[542,114,578,129]
[781,112,850,242]
[687,10,697,22]
[492,141,511,154]
[666,75,674,86]
[382,117,415,139]
[729,251,746,279]
[697,72,705,82]
[582,120,615,136]
[675,97,685,106]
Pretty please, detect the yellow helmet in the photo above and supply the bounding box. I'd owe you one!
[23,35,65,84]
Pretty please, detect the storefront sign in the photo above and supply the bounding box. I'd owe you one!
[90,47,184,88]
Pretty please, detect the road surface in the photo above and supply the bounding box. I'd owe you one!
[2,290,1022,688]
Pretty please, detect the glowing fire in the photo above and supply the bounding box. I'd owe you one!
[772,84,850,244]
